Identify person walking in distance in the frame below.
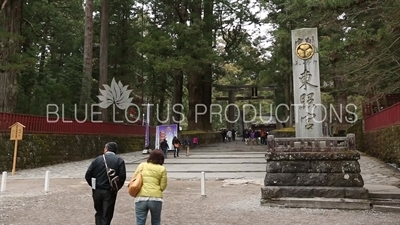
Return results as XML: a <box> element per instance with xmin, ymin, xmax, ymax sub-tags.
<box><xmin>226</xmin><ymin>129</ymin><xmax>232</xmax><ymax>142</ymax></box>
<box><xmin>192</xmin><ymin>136</ymin><xmax>198</xmax><ymax>148</ymax></box>
<box><xmin>172</xmin><ymin>136</ymin><xmax>181</xmax><ymax>157</ymax></box>
<box><xmin>255</xmin><ymin>129</ymin><xmax>261</xmax><ymax>145</ymax></box>
<box><xmin>85</xmin><ymin>142</ymin><xmax>126</xmax><ymax>225</ymax></box>
<box><xmin>231</xmin><ymin>128</ymin><xmax>236</xmax><ymax>141</ymax></box>
<box><xmin>183</xmin><ymin>136</ymin><xmax>191</xmax><ymax>156</ymax></box>
<box><xmin>160</xmin><ymin>139</ymin><xmax>169</xmax><ymax>158</ymax></box>
<box><xmin>132</xmin><ymin>150</ymin><xmax>167</xmax><ymax>225</ymax></box>
<box><xmin>250</xmin><ymin>130</ymin><xmax>256</xmax><ymax>145</ymax></box>
<box><xmin>221</xmin><ymin>129</ymin><xmax>227</xmax><ymax>143</ymax></box>
<box><xmin>260</xmin><ymin>129</ymin><xmax>266</xmax><ymax>145</ymax></box>
<box><xmin>244</xmin><ymin>129</ymin><xmax>250</xmax><ymax>145</ymax></box>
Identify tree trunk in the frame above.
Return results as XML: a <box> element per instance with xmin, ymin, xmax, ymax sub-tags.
<box><xmin>333</xmin><ymin>76</ymin><xmax>348</xmax><ymax>136</ymax></box>
<box><xmin>201</xmin><ymin>67</ymin><xmax>212</xmax><ymax>130</ymax></box>
<box><xmin>333</xmin><ymin>77</ymin><xmax>347</xmax><ymax>121</ymax></box>
<box><xmin>200</xmin><ymin>0</ymin><xmax>214</xmax><ymax>131</ymax></box>
<box><xmin>80</xmin><ymin>0</ymin><xmax>94</xmax><ymax>108</ymax></box>
<box><xmin>0</xmin><ymin>0</ymin><xmax>23</xmax><ymax>113</ymax></box>
<box><xmin>172</xmin><ymin>71</ymin><xmax>183</xmax><ymax>124</ymax></box>
<box><xmin>120</xmin><ymin>5</ymin><xmax>129</xmax><ymax>79</ymax></box>
<box><xmin>157</xmin><ymin>77</ymin><xmax>167</xmax><ymax>125</ymax></box>
<box><xmin>187</xmin><ymin>72</ymin><xmax>204</xmax><ymax>130</ymax></box>
<box><xmin>187</xmin><ymin>0</ymin><xmax>207</xmax><ymax>130</ymax></box>
<box><xmin>99</xmin><ymin>0</ymin><xmax>109</xmax><ymax>121</ymax></box>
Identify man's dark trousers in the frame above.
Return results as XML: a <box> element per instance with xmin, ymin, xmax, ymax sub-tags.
<box><xmin>93</xmin><ymin>189</ymin><xmax>117</xmax><ymax>225</ymax></box>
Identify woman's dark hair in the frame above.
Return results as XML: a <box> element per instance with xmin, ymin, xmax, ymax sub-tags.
<box><xmin>147</xmin><ymin>149</ymin><xmax>165</xmax><ymax>165</ymax></box>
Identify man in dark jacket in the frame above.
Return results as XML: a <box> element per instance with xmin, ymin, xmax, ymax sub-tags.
<box><xmin>160</xmin><ymin>139</ymin><xmax>169</xmax><ymax>158</ymax></box>
<box><xmin>231</xmin><ymin>128</ymin><xmax>236</xmax><ymax>141</ymax></box>
<box><xmin>85</xmin><ymin>142</ymin><xmax>126</xmax><ymax>225</ymax></box>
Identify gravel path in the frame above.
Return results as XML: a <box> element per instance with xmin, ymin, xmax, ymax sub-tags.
<box><xmin>2</xmin><ymin>141</ymin><xmax>400</xmax><ymax>225</ymax></box>
<box><xmin>1</xmin><ymin>178</ymin><xmax>400</xmax><ymax>225</ymax></box>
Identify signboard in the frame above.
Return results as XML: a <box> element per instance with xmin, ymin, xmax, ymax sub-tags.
<box><xmin>9</xmin><ymin>122</ymin><xmax>26</xmax><ymax>175</ymax></box>
<box><xmin>10</xmin><ymin>122</ymin><xmax>25</xmax><ymax>141</ymax></box>
<box><xmin>155</xmin><ymin>124</ymin><xmax>178</xmax><ymax>151</ymax></box>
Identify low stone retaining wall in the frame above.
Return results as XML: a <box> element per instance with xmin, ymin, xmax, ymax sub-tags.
<box><xmin>363</xmin><ymin>126</ymin><xmax>400</xmax><ymax>166</ymax></box>
<box><xmin>348</xmin><ymin>121</ymin><xmax>400</xmax><ymax>166</ymax></box>
<box><xmin>0</xmin><ymin>131</ymin><xmax>220</xmax><ymax>172</ymax></box>
<box><xmin>0</xmin><ymin>134</ymin><xmax>148</xmax><ymax>172</ymax></box>
<box><xmin>179</xmin><ymin>132</ymin><xmax>221</xmax><ymax>145</ymax></box>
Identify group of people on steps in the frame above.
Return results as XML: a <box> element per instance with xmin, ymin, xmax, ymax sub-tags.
<box><xmin>160</xmin><ymin>136</ymin><xmax>198</xmax><ymax>158</ymax></box>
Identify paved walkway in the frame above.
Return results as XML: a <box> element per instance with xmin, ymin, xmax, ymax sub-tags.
<box><xmin>4</xmin><ymin>140</ymin><xmax>400</xmax><ymax>194</ymax></box>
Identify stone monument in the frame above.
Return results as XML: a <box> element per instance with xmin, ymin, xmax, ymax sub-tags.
<box><xmin>291</xmin><ymin>28</ymin><xmax>323</xmax><ymax>138</ymax></box>
<box><xmin>260</xmin><ymin>28</ymin><xmax>371</xmax><ymax>210</ymax></box>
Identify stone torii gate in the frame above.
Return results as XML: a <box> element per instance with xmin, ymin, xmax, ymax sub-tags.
<box><xmin>213</xmin><ymin>84</ymin><xmax>278</xmax><ymax>130</ymax></box>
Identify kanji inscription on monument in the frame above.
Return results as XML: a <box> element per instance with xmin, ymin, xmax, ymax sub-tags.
<box><xmin>292</xmin><ymin>28</ymin><xmax>323</xmax><ymax>138</ymax></box>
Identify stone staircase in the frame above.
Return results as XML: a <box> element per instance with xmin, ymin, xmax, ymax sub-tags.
<box><xmin>197</xmin><ymin>140</ymin><xmax>268</xmax><ymax>152</ymax></box>
<box><xmin>370</xmin><ymin>192</ymin><xmax>400</xmax><ymax>213</ymax></box>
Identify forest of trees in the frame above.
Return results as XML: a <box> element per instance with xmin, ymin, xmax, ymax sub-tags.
<box><xmin>0</xmin><ymin>0</ymin><xmax>399</xmax><ymax>131</ymax></box>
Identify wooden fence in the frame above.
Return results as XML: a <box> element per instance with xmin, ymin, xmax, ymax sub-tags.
<box><xmin>363</xmin><ymin>102</ymin><xmax>400</xmax><ymax>132</ymax></box>
<box><xmin>0</xmin><ymin>112</ymin><xmax>155</xmax><ymax>136</ymax></box>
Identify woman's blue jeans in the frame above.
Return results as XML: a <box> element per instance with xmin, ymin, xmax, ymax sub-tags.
<box><xmin>135</xmin><ymin>200</ymin><xmax>162</xmax><ymax>225</ymax></box>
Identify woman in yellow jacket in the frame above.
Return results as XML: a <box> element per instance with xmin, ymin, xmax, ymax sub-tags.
<box><xmin>133</xmin><ymin>150</ymin><xmax>167</xmax><ymax>225</ymax></box>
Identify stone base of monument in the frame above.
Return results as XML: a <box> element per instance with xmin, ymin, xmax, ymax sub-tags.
<box><xmin>260</xmin><ymin>197</ymin><xmax>371</xmax><ymax>210</ymax></box>
<box><xmin>261</xmin><ymin>134</ymin><xmax>372</xmax><ymax>210</ymax></box>
<box><xmin>261</xmin><ymin>186</ymin><xmax>372</xmax><ymax>210</ymax></box>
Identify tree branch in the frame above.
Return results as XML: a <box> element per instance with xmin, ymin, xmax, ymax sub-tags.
<box><xmin>23</xmin><ymin>18</ymin><xmax>41</xmax><ymax>36</ymax></box>
<box><xmin>0</xmin><ymin>0</ymin><xmax>8</xmax><ymax>15</ymax></box>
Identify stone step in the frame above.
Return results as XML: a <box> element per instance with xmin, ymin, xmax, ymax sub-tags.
<box><xmin>261</xmin><ymin>197</ymin><xmax>372</xmax><ymax>210</ymax></box>
<box><xmin>372</xmin><ymin>205</ymin><xmax>400</xmax><ymax>213</ymax></box>
<box><xmin>369</xmin><ymin>193</ymin><xmax>400</xmax><ymax>199</ymax></box>
<box><xmin>370</xmin><ymin>199</ymin><xmax>400</xmax><ymax>207</ymax></box>
<box><xmin>261</xmin><ymin>186</ymin><xmax>369</xmax><ymax>199</ymax></box>
<box><xmin>201</xmin><ymin>148</ymin><xmax>267</xmax><ymax>152</ymax></box>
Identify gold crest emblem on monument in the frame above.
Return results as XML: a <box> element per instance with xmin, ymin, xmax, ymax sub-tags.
<box><xmin>295</xmin><ymin>42</ymin><xmax>315</xmax><ymax>60</ymax></box>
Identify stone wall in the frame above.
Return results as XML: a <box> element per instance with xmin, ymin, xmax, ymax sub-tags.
<box><xmin>0</xmin><ymin>134</ymin><xmax>147</xmax><ymax>172</ymax></box>
<box><xmin>263</xmin><ymin>151</ymin><xmax>365</xmax><ymax>187</ymax></box>
<box><xmin>347</xmin><ymin>121</ymin><xmax>400</xmax><ymax>166</ymax></box>
<box><xmin>362</xmin><ymin>125</ymin><xmax>400</xmax><ymax>166</ymax></box>
<box><xmin>0</xmin><ymin>131</ymin><xmax>221</xmax><ymax>172</ymax></box>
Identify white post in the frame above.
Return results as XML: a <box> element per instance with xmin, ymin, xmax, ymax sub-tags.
<box><xmin>1</xmin><ymin>171</ymin><xmax>7</xmax><ymax>192</ymax></box>
<box><xmin>44</xmin><ymin>171</ymin><xmax>50</xmax><ymax>192</ymax></box>
<box><xmin>201</xmin><ymin>171</ymin><xmax>206</xmax><ymax>197</ymax></box>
